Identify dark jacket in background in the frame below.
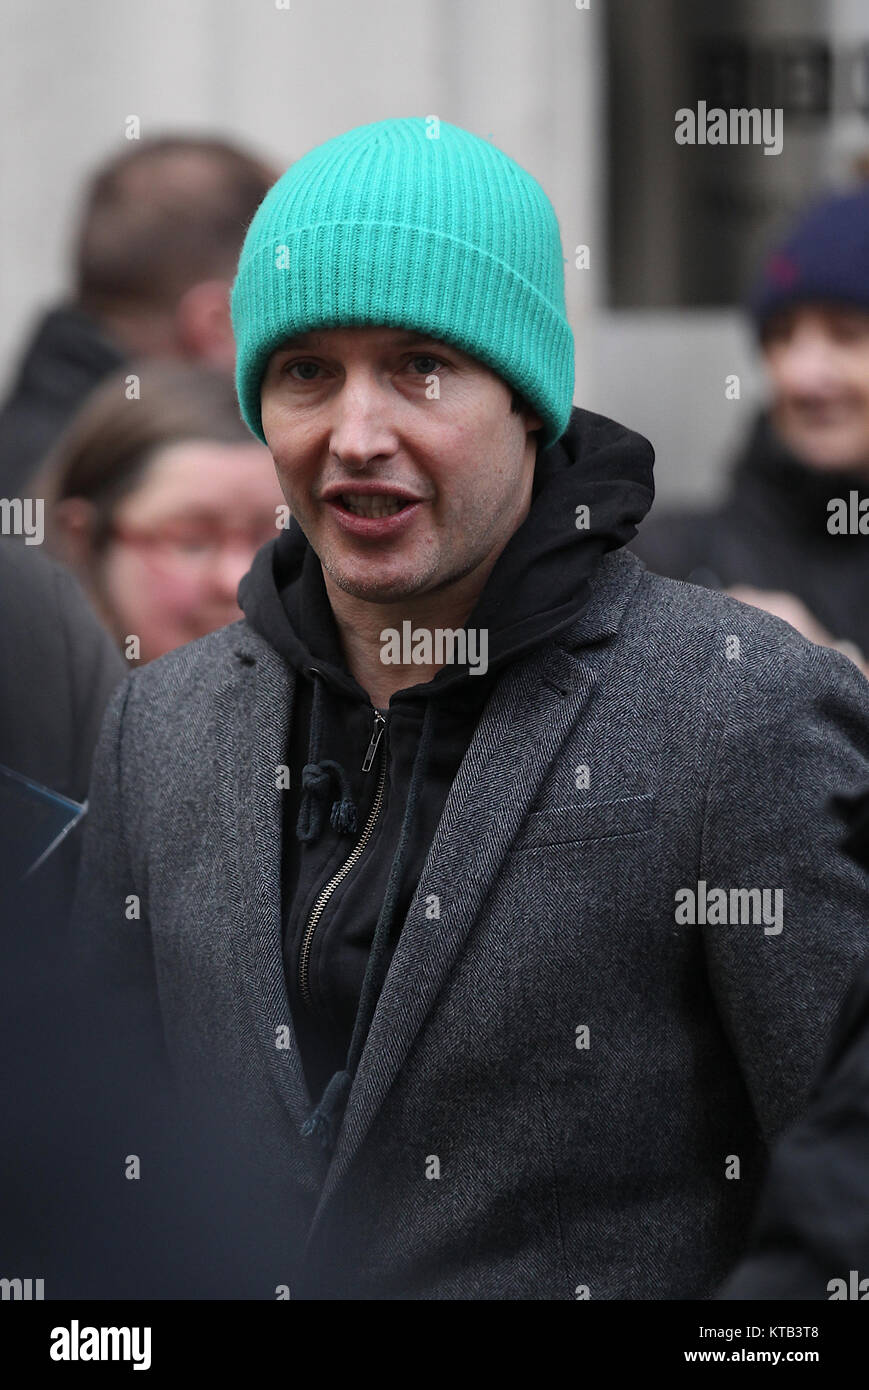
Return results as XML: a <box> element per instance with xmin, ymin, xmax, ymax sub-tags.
<box><xmin>0</xmin><ymin>542</ymin><xmax>128</xmax><ymax>1297</ymax></box>
<box><xmin>717</xmin><ymin>788</ymin><xmax>869</xmax><ymax>1301</ymax></box>
<box><xmin>631</xmin><ymin>412</ymin><xmax>869</xmax><ymax>655</ymax></box>
<box><xmin>0</xmin><ymin>540</ymin><xmax>126</xmax><ymax>907</ymax></box>
<box><xmin>0</xmin><ymin>303</ymin><xmax>125</xmax><ymax>494</ymax></box>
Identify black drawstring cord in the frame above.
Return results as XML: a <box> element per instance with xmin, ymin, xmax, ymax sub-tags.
<box><xmin>296</xmin><ymin>674</ymin><xmax>358</xmax><ymax>843</ymax></box>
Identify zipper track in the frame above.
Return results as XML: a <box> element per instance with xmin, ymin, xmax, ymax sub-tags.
<box><xmin>297</xmin><ymin>730</ymin><xmax>388</xmax><ymax>1010</ymax></box>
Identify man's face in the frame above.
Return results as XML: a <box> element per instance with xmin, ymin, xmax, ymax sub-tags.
<box><xmin>259</xmin><ymin>326</ymin><xmax>542</xmax><ymax>604</ymax></box>
<box><xmin>762</xmin><ymin>303</ymin><xmax>869</xmax><ymax>473</ymax></box>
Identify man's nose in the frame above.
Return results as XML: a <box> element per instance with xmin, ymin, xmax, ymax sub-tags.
<box><xmin>775</xmin><ymin>332</ymin><xmax>841</xmax><ymax>397</ymax></box>
<box><xmin>328</xmin><ymin>374</ymin><xmax>398</xmax><ymax>465</ymax></box>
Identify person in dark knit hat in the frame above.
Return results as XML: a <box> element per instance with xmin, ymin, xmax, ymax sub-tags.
<box><xmin>632</xmin><ymin>185</ymin><xmax>869</xmax><ymax>666</ymax></box>
<box><xmin>71</xmin><ymin>119</ymin><xmax>869</xmax><ymax>1299</ymax></box>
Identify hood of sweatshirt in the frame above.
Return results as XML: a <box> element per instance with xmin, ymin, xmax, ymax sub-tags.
<box><xmin>238</xmin><ymin>405</ymin><xmax>655</xmax><ymax>699</ymax></box>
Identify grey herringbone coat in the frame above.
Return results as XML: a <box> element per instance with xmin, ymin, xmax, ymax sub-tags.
<box><xmin>71</xmin><ymin>549</ymin><xmax>869</xmax><ymax>1299</ymax></box>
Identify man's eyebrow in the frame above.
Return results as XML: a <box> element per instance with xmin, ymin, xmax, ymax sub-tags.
<box><xmin>273</xmin><ymin>329</ymin><xmax>446</xmax><ymax>351</ymax></box>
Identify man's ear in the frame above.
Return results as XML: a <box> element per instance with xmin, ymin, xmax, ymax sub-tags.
<box><xmin>173</xmin><ymin>279</ymin><xmax>236</xmax><ymax>371</ymax></box>
<box><xmin>52</xmin><ymin>496</ymin><xmax>99</xmax><ymax>568</ymax></box>
<box><xmin>517</xmin><ymin>402</ymin><xmax>543</xmax><ymax>436</ymax></box>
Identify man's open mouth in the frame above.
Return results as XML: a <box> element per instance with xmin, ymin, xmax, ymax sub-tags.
<box><xmin>337</xmin><ymin>493</ymin><xmax>413</xmax><ymax>518</ymax></box>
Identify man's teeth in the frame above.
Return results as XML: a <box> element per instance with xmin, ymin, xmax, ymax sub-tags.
<box><xmin>340</xmin><ymin>493</ymin><xmax>407</xmax><ymax>518</ymax></box>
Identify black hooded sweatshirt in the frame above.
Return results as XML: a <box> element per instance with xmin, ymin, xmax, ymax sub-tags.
<box><xmin>237</xmin><ymin>406</ymin><xmax>654</xmax><ymax>1151</ymax></box>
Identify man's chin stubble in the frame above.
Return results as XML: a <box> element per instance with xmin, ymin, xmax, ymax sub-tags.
<box><xmin>321</xmin><ymin>547</ymin><xmax>489</xmax><ymax>607</ymax></box>
<box><xmin>322</xmin><ymin>556</ymin><xmax>439</xmax><ymax>605</ymax></box>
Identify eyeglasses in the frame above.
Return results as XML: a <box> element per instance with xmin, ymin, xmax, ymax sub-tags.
<box><xmin>109</xmin><ymin>520</ymin><xmax>279</xmax><ymax>568</ymax></box>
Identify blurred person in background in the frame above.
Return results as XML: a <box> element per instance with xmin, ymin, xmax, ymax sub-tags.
<box><xmin>38</xmin><ymin>360</ymin><xmax>284</xmax><ymax>663</ymax></box>
<box><xmin>0</xmin><ymin>542</ymin><xmax>124</xmax><ymax>913</ymax></box>
<box><xmin>0</xmin><ymin>135</ymin><xmax>276</xmax><ymax>494</ymax></box>
<box><xmin>632</xmin><ymin>187</ymin><xmax>869</xmax><ymax>672</ymax></box>
<box><xmin>0</xmin><ymin>541</ymin><xmax>270</xmax><ymax>1299</ymax></box>
<box><xmin>0</xmin><ymin>543</ymin><xmax>123</xmax><ymax>1299</ymax></box>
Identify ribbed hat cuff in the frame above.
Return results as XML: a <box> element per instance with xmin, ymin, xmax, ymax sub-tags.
<box><xmin>752</xmin><ymin>281</ymin><xmax>869</xmax><ymax>335</ymax></box>
<box><xmin>232</xmin><ymin>221</ymin><xmax>574</xmax><ymax>448</ymax></box>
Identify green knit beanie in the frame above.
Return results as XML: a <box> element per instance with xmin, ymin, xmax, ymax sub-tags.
<box><xmin>231</xmin><ymin>117</ymin><xmax>575</xmax><ymax>450</ymax></box>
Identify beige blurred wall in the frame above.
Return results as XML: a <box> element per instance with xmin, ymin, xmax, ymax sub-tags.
<box><xmin>0</xmin><ymin>0</ymin><xmax>600</xmax><ymax>425</ymax></box>
<box><xmin>2</xmin><ymin>0</ymin><xmax>864</xmax><ymax>509</ymax></box>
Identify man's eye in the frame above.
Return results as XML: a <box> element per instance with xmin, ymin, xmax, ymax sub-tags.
<box><xmin>408</xmin><ymin>355</ymin><xmax>443</xmax><ymax>375</ymax></box>
<box><xmin>285</xmin><ymin>360</ymin><xmax>321</xmax><ymax>380</ymax></box>
<box><xmin>172</xmin><ymin>533</ymin><xmax>213</xmax><ymax>553</ymax></box>
<box><xmin>831</xmin><ymin>320</ymin><xmax>869</xmax><ymax>345</ymax></box>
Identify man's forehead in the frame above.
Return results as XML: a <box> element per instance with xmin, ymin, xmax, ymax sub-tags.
<box><xmin>273</xmin><ymin>326</ymin><xmax>447</xmax><ymax>351</ymax></box>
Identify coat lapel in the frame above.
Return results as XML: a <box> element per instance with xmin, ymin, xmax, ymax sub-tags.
<box><xmin>215</xmin><ymin>631</ymin><xmax>326</xmax><ymax>1190</ymax></box>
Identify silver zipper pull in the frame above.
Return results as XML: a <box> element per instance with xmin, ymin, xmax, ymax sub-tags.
<box><xmin>361</xmin><ymin>710</ymin><xmax>387</xmax><ymax>772</ymax></box>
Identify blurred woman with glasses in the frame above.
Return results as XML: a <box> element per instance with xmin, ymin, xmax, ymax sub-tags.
<box><xmin>38</xmin><ymin>361</ymin><xmax>283</xmax><ymax>663</ymax></box>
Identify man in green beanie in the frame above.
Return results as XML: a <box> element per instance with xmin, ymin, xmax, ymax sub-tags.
<box><xmin>72</xmin><ymin>118</ymin><xmax>869</xmax><ymax>1300</ymax></box>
